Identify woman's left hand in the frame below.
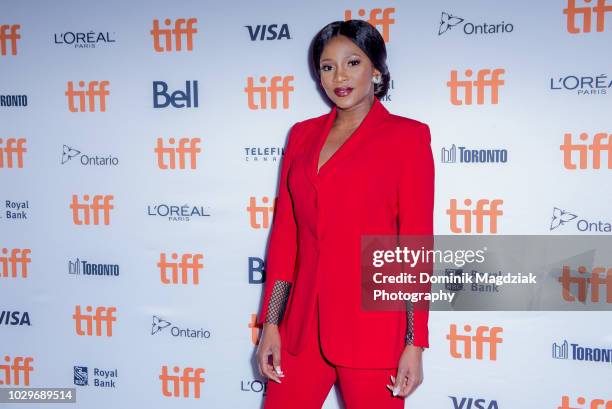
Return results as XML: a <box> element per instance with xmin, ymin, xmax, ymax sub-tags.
<box><xmin>386</xmin><ymin>345</ymin><xmax>424</xmax><ymax>398</ymax></box>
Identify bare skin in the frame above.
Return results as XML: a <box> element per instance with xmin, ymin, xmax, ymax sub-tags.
<box><xmin>257</xmin><ymin>34</ymin><xmax>423</xmax><ymax>399</ymax></box>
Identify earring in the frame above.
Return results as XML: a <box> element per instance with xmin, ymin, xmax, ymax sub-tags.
<box><xmin>372</xmin><ymin>75</ymin><xmax>382</xmax><ymax>84</ymax></box>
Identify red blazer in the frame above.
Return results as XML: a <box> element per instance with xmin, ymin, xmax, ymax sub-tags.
<box><xmin>258</xmin><ymin>96</ymin><xmax>435</xmax><ymax>368</ymax></box>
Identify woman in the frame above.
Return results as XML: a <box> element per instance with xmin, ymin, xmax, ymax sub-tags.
<box><xmin>256</xmin><ymin>19</ymin><xmax>434</xmax><ymax>409</ymax></box>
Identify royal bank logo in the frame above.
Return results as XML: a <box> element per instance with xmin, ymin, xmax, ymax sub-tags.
<box><xmin>550</xmin><ymin>207</ymin><xmax>611</xmax><ymax>232</ymax></box>
<box><xmin>73</xmin><ymin>365</ymin><xmax>118</xmax><ymax>387</ymax></box>
<box><xmin>438</xmin><ymin>11</ymin><xmax>514</xmax><ymax>36</ymax></box>
<box><xmin>62</xmin><ymin>145</ymin><xmax>119</xmax><ymax>166</ymax></box>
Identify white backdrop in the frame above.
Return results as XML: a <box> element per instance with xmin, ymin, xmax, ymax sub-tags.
<box><xmin>1</xmin><ymin>0</ymin><xmax>611</xmax><ymax>408</ymax></box>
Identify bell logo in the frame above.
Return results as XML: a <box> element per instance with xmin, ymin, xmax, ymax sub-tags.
<box><xmin>563</xmin><ymin>0</ymin><xmax>612</xmax><ymax>33</ymax></box>
<box><xmin>447</xmin><ymin>199</ymin><xmax>503</xmax><ymax>233</ymax></box>
<box><xmin>249</xmin><ymin>313</ymin><xmax>262</xmax><ymax>346</ymax></box>
<box><xmin>559</xmin><ymin>395</ymin><xmax>612</xmax><ymax>409</ymax></box>
<box><xmin>72</xmin><ymin>306</ymin><xmax>117</xmax><ymax>337</ymax></box>
<box><xmin>246</xmin><ymin>196</ymin><xmax>275</xmax><ymax>229</ymax></box>
<box><xmin>1</xmin><ymin>247</ymin><xmax>31</xmax><ymax>279</ymax></box>
<box><xmin>70</xmin><ymin>194</ymin><xmax>114</xmax><ymax>225</ymax></box>
<box><xmin>244</xmin><ymin>75</ymin><xmax>294</xmax><ymax>110</ymax></box>
<box><xmin>0</xmin><ymin>356</ymin><xmax>34</xmax><ymax>386</ymax></box>
<box><xmin>0</xmin><ymin>138</ymin><xmax>27</xmax><ymax>168</ymax></box>
<box><xmin>561</xmin><ymin>132</ymin><xmax>612</xmax><ymax>169</ymax></box>
<box><xmin>65</xmin><ymin>81</ymin><xmax>110</xmax><ymax>112</ymax></box>
<box><xmin>158</xmin><ymin>252</ymin><xmax>204</xmax><ymax>285</ymax></box>
<box><xmin>447</xmin><ymin>324</ymin><xmax>503</xmax><ymax>360</ymax></box>
<box><xmin>447</xmin><ymin>69</ymin><xmax>505</xmax><ymax>105</ymax></box>
<box><xmin>559</xmin><ymin>265</ymin><xmax>612</xmax><ymax>303</ymax></box>
<box><xmin>0</xmin><ymin>24</ymin><xmax>20</xmax><ymax>56</ymax></box>
<box><xmin>153</xmin><ymin>81</ymin><xmax>198</xmax><ymax>109</ymax></box>
<box><xmin>155</xmin><ymin>137</ymin><xmax>202</xmax><ymax>169</ymax></box>
<box><xmin>344</xmin><ymin>8</ymin><xmax>395</xmax><ymax>43</ymax></box>
<box><xmin>150</xmin><ymin>18</ymin><xmax>197</xmax><ymax>52</ymax></box>
<box><xmin>159</xmin><ymin>365</ymin><xmax>205</xmax><ymax>398</ymax></box>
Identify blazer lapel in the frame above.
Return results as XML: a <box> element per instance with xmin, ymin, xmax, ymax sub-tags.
<box><xmin>305</xmin><ymin>97</ymin><xmax>390</xmax><ymax>187</ymax></box>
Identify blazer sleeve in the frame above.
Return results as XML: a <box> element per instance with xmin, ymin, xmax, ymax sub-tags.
<box><xmin>398</xmin><ymin>122</ymin><xmax>435</xmax><ymax>348</ymax></box>
<box><xmin>257</xmin><ymin>122</ymin><xmax>301</xmax><ymax>326</ymax></box>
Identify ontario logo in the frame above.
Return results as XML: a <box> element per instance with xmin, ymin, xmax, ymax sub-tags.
<box><xmin>550</xmin><ymin>207</ymin><xmax>611</xmax><ymax>232</ymax></box>
<box><xmin>151</xmin><ymin>315</ymin><xmax>211</xmax><ymax>341</ymax></box>
<box><xmin>438</xmin><ymin>11</ymin><xmax>514</xmax><ymax>36</ymax></box>
<box><xmin>62</xmin><ymin>145</ymin><xmax>119</xmax><ymax>166</ymax></box>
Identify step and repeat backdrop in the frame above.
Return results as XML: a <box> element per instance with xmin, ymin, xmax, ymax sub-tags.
<box><xmin>1</xmin><ymin>0</ymin><xmax>611</xmax><ymax>408</ymax></box>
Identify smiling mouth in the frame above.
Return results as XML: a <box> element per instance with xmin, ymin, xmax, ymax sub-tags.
<box><xmin>334</xmin><ymin>87</ymin><xmax>353</xmax><ymax>97</ymax></box>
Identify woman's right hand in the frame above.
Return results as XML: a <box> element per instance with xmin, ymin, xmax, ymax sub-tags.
<box><xmin>257</xmin><ymin>323</ymin><xmax>284</xmax><ymax>383</ymax></box>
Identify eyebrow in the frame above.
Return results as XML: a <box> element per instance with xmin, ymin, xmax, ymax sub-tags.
<box><xmin>320</xmin><ymin>53</ymin><xmax>361</xmax><ymax>63</ymax></box>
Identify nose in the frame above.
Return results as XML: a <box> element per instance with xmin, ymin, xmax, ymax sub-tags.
<box><xmin>334</xmin><ymin>65</ymin><xmax>348</xmax><ymax>83</ymax></box>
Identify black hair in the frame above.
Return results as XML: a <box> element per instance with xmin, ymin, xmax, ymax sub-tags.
<box><xmin>311</xmin><ymin>19</ymin><xmax>390</xmax><ymax>99</ymax></box>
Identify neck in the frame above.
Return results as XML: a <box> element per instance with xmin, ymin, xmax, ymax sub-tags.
<box><xmin>333</xmin><ymin>94</ymin><xmax>375</xmax><ymax>129</ymax></box>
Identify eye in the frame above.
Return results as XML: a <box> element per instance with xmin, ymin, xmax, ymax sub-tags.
<box><xmin>320</xmin><ymin>64</ymin><xmax>333</xmax><ymax>72</ymax></box>
<box><xmin>348</xmin><ymin>59</ymin><xmax>360</xmax><ymax>66</ymax></box>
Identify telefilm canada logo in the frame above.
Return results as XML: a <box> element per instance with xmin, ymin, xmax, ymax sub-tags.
<box><xmin>244</xmin><ymin>145</ymin><xmax>283</xmax><ymax>163</ymax></box>
<box><xmin>438</xmin><ymin>11</ymin><xmax>514</xmax><ymax>36</ymax></box>
<box><xmin>62</xmin><ymin>145</ymin><xmax>119</xmax><ymax>166</ymax></box>
<box><xmin>441</xmin><ymin>144</ymin><xmax>508</xmax><ymax>164</ymax></box>
<box><xmin>151</xmin><ymin>315</ymin><xmax>211</xmax><ymax>341</ymax></box>
<box><xmin>550</xmin><ymin>207</ymin><xmax>611</xmax><ymax>232</ymax></box>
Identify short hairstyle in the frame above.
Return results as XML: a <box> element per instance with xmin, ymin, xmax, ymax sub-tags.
<box><xmin>311</xmin><ymin>19</ymin><xmax>390</xmax><ymax>99</ymax></box>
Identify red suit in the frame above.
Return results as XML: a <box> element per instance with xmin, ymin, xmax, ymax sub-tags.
<box><xmin>259</xmin><ymin>96</ymin><xmax>435</xmax><ymax>371</ymax></box>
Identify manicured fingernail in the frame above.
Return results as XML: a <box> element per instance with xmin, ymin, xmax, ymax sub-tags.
<box><xmin>393</xmin><ymin>386</ymin><xmax>400</xmax><ymax>396</ymax></box>
<box><xmin>275</xmin><ymin>366</ymin><xmax>283</xmax><ymax>375</ymax></box>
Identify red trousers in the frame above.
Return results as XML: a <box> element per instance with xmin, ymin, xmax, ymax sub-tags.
<box><xmin>263</xmin><ymin>296</ymin><xmax>404</xmax><ymax>409</ymax></box>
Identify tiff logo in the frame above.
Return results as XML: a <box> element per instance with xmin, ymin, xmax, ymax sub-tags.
<box><xmin>159</xmin><ymin>365</ymin><xmax>205</xmax><ymax>398</ymax></box>
<box><xmin>447</xmin><ymin>68</ymin><xmax>505</xmax><ymax>105</ymax></box>
<box><xmin>246</xmin><ymin>196</ymin><xmax>275</xmax><ymax>229</ymax></box>
<box><xmin>158</xmin><ymin>252</ymin><xmax>204</xmax><ymax>285</ymax></box>
<box><xmin>72</xmin><ymin>305</ymin><xmax>117</xmax><ymax>337</ymax></box>
<box><xmin>559</xmin><ymin>265</ymin><xmax>612</xmax><ymax>303</ymax></box>
<box><xmin>344</xmin><ymin>8</ymin><xmax>395</xmax><ymax>43</ymax></box>
<box><xmin>561</xmin><ymin>132</ymin><xmax>612</xmax><ymax>169</ymax></box>
<box><xmin>0</xmin><ymin>138</ymin><xmax>27</xmax><ymax>168</ymax></box>
<box><xmin>155</xmin><ymin>137</ymin><xmax>202</xmax><ymax>169</ymax></box>
<box><xmin>244</xmin><ymin>75</ymin><xmax>294</xmax><ymax>109</ymax></box>
<box><xmin>65</xmin><ymin>81</ymin><xmax>110</xmax><ymax>112</ymax></box>
<box><xmin>1</xmin><ymin>247</ymin><xmax>31</xmax><ymax>279</ymax></box>
<box><xmin>447</xmin><ymin>324</ymin><xmax>503</xmax><ymax>360</ymax></box>
<box><xmin>0</xmin><ymin>356</ymin><xmax>33</xmax><ymax>385</ymax></box>
<box><xmin>564</xmin><ymin>0</ymin><xmax>612</xmax><ymax>33</ymax></box>
<box><xmin>559</xmin><ymin>395</ymin><xmax>612</xmax><ymax>409</ymax></box>
<box><xmin>151</xmin><ymin>18</ymin><xmax>197</xmax><ymax>52</ymax></box>
<box><xmin>249</xmin><ymin>313</ymin><xmax>262</xmax><ymax>346</ymax></box>
<box><xmin>447</xmin><ymin>199</ymin><xmax>503</xmax><ymax>233</ymax></box>
<box><xmin>0</xmin><ymin>24</ymin><xmax>20</xmax><ymax>56</ymax></box>
<box><xmin>70</xmin><ymin>194</ymin><xmax>114</xmax><ymax>225</ymax></box>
